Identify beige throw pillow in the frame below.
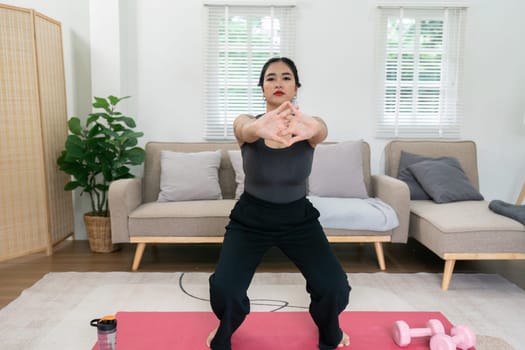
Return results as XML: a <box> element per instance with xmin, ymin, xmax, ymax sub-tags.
<box><xmin>308</xmin><ymin>140</ymin><xmax>368</xmax><ymax>198</ymax></box>
<box><xmin>157</xmin><ymin>150</ymin><xmax>222</xmax><ymax>202</ymax></box>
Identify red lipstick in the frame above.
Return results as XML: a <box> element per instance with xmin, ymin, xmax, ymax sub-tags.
<box><xmin>274</xmin><ymin>91</ymin><xmax>284</xmax><ymax>96</ymax></box>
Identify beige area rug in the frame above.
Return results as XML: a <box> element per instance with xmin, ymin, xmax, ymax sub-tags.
<box><xmin>0</xmin><ymin>272</ymin><xmax>521</xmax><ymax>350</ymax></box>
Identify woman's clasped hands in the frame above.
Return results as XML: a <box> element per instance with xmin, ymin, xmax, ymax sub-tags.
<box><xmin>255</xmin><ymin>101</ymin><xmax>321</xmax><ymax>147</ymax></box>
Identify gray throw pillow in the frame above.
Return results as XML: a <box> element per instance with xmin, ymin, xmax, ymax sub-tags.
<box><xmin>398</xmin><ymin>151</ymin><xmax>461</xmax><ymax>200</ymax></box>
<box><xmin>227</xmin><ymin>150</ymin><xmax>244</xmax><ymax>199</ymax></box>
<box><xmin>308</xmin><ymin>140</ymin><xmax>368</xmax><ymax>198</ymax></box>
<box><xmin>157</xmin><ymin>150</ymin><xmax>222</xmax><ymax>202</ymax></box>
<box><xmin>408</xmin><ymin>159</ymin><xmax>484</xmax><ymax>203</ymax></box>
<box><xmin>398</xmin><ymin>151</ymin><xmax>433</xmax><ymax>200</ymax></box>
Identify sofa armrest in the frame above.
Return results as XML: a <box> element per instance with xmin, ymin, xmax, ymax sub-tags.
<box><xmin>371</xmin><ymin>175</ymin><xmax>410</xmax><ymax>243</ymax></box>
<box><xmin>109</xmin><ymin>178</ymin><xmax>143</xmax><ymax>243</ymax></box>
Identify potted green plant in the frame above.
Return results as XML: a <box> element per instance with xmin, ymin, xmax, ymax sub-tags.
<box><xmin>57</xmin><ymin>95</ymin><xmax>145</xmax><ymax>252</ymax></box>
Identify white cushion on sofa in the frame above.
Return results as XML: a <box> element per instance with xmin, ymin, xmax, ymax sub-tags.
<box><xmin>410</xmin><ymin>200</ymin><xmax>524</xmax><ymax>233</ymax></box>
<box><xmin>308</xmin><ymin>196</ymin><xmax>399</xmax><ymax>231</ymax></box>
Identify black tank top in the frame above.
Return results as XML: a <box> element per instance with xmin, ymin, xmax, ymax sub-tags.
<box><xmin>241</xmin><ymin>138</ymin><xmax>314</xmax><ymax>203</ymax></box>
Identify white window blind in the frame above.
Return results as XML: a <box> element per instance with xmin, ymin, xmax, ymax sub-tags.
<box><xmin>375</xmin><ymin>7</ymin><xmax>466</xmax><ymax>139</ymax></box>
<box><xmin>204</xmin><ymin>5</ymin><xmax>296</xmax><ymax>140</ymax></box>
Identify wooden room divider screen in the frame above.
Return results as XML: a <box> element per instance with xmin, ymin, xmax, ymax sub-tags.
<box><xmin>0</xmin><ymin>4</ymin><xmax>74</xmax><ymax>261</ymax></box>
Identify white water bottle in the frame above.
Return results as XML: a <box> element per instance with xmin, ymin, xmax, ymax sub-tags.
<box><xmin>91</xmin><ymin>315</ymin><xmax>117</xmax><ymax>350</ymax></box>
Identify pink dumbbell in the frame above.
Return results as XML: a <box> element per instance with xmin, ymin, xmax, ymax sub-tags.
<box><xmin>392</xmin><ymin>319</ymin><xmax>445</xmax><ymax>347</ymax></box>
<box><xmin>429</xmin><ymin>325</ymin><xmax>476</xmax><ymax>350</ymax></box>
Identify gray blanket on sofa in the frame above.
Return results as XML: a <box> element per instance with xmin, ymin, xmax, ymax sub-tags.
<box><xmin>307</xmin><ymin>196</ymin><xmax>399</xmax><ymax>231</ymax></box>
<box><xmin>489</xmin><ymin>200</ymin><xmax>525</xmax><ymax>226</ymax></box>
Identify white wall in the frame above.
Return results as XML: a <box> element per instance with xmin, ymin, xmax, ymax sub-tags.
<box><xmin>460</xmin><ymin>0</ymin><xmax>525</xmax><ymax>200</ymax></box>
<box><xmin>115</xmin><ymin>0</ymin><xmax>525</xmax><ymax>200</ymax></box>
<box><xmin>4</xmin><ymin>0</ymin><xmax>525</xmax><ymax>239</ymax></box>
<box><xmin>89</xmin><ymin>0</ymin><xmax>121</xmax><ymax>97</ymax></box>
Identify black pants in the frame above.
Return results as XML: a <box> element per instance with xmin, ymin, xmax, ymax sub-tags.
<box><xmin>209</xmin><ymin>192</ymin><xmax>351</xmax><ymax>350</ymax></box>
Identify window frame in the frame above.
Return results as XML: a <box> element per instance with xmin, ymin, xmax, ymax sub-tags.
<box><xmin>204</xmin><ymin>4</ymin><xmax>296</xmax><ymax>140</ymax></box>
<box><xmin>375</xmin><ymin>6</ymin><xmax>467</xmax><ymax>139</ymax></box>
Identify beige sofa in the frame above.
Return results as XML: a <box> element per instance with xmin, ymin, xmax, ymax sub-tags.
<box><xmin>384</xmin><ymin>140</ymin><xmax>525</xmax><ymax>290</ymax></box>
<box><xmin>109</xmin><ymin>141</ymin><xmax>410</xmax><ymax>271</ymax></box>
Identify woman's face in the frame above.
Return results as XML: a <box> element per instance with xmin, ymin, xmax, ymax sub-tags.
<box><xmin>262</xmin><ymin>61</ymin><xmax>298</xmax><ymax>111</ymax></box>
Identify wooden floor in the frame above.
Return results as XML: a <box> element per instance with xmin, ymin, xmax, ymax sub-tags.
<box><xmin>1</xmin><ymin>238</ymin><xmax>524</xmax><ymax>309</ymax></box>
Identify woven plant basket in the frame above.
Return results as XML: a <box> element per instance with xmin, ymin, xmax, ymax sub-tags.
<box><xmin>83</xmin><ymin>213</ymin><xmax>119</xmax><ymax>253</ymax></box>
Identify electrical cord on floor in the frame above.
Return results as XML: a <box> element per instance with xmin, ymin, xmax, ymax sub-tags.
<box><xmin>178</xmin><ymin>272</ymin><xmax>308</xmax><ymax>312</ymax></box>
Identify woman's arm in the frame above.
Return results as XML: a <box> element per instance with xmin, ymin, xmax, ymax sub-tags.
<box><xmin>307</xmin><ymin>116</ymin><xmax>328</xmax><ymax>147</ymax></box>
<box><xmin>233</xmin><ymin>114</ymin><xmax>258</xmax><ymax>146</ymax></box>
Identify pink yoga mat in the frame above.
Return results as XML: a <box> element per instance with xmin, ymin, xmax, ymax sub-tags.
<box><xmin>92</xmin><ymin>311</ymin><xmax>475</xmax><ymax>349</ymax></box>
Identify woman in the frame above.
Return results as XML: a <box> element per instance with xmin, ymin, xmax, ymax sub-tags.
<box><xmin>207</xmin><ymin>57</ymin><xmax>351</xmax><ymax>350</ymax></box>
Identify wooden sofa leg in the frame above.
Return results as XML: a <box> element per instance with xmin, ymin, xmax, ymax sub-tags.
<box><xmin>442</xmin><ymin>259</ymin><xmax>456</xmax><ymax>291</ymax></box>
<box><xmin>374</xmin><ymin>242</ymin><xmax>386</xmax><ymax>270</ymax></box>
<box><xmin>132</xmin><ymin>243</ymin><xmax>146</xmax><ymax>271</ymax></box>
